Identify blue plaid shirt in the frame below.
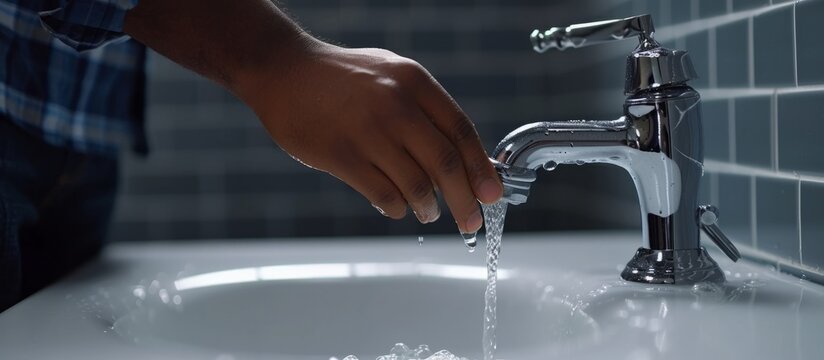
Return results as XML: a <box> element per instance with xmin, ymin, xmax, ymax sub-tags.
<box><xmin>0</xmin><ymin>0</ymin><xmax>147</xmax><ymax>156</ymax></box>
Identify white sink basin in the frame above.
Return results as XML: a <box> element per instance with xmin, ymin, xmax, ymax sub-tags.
<box><xmin>113</xmin><ymin>264</ymin><xmax>594</xmax><ymax>359</ymax></box>
<box><xmin>0</xmin><ymin>232</ymin><xmax>822</xmax><ymax>360</ymax></box>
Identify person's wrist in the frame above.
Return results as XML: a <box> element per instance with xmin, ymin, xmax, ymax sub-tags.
<box><xmin>232</xmin><ymin>32</ymin><xmax>327</xmax><ymax>117</ymax></box>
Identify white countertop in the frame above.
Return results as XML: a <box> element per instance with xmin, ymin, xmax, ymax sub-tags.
<box><xmin>1</xmin><ymin>231</ymin><xmax>822</xmax><ymax>360</ymax></box>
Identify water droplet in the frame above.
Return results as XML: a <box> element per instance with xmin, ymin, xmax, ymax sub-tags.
<box><xmin>158</xmin><ymin>289</ymin><xmax>170</xmax><ymax>304</ymax></box>
<box><xmin>390</xmin><ymin>343</ymin><xmax>410</xmax><ymax>356</ymax></box>
<box><xmin>575</xmin><ymin>160</ymin><xmax>586</xmax><ymax>165</ymax></box>
<box><xmin>543</xmin><ymin>160</ymin><xmax>558</xmax><ymax>171</ymax></box>
<box><xmin>414</xmin><ymin>344</ymin><xmax>432</xmax><ymax>358</ymax></box>
<box><xmin>692</xmin><ymin>282</ymin><xmax>723</xmax><ymax>295</ymax></box>
<box><xmin>569</xmin><ymin>142</ymin><xmax>575</xmax><ymax>147</ymax></box>
<box><xmin>417</xmin><ymin>236</ymin><xmax>424</xmax><ymax>246</ymax></box>
<box><xmin>743</xmin><ymin>279</ymin><xmax>766</xmax><ymax>288</ymax></box>
<box><xmin>462</xmin><ymin>232</ymin><xmax>477</xmax><ymax>252</ymax></box>
<box><xmin>132</xmin><ymin>286</ymin><xmax>146</xmax><ymax>300</ymax></box>
<box><xmin>372</xmin><ymin>203</ymin><xmax>388</xmax><ymax>217</ymax></box>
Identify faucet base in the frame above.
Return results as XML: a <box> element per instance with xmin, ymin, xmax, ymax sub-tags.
<box><xmin>621</xmin><ymin>247</ymin><xmax>726</xmax><ymax>285</ymax></box>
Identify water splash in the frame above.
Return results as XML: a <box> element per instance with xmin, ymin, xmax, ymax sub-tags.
<box><xmin>481</xmin><ymin>201</ymin><xmax>508</xmax><ymax>360</ymax></box>
<box><xmin>341</xmin><ymin>343</ymin><xmax>468</xmax><ymax>360</ymax></box>
<box><xmin>418</xmin><ymin>236</ymin><xmax>424</xmax><ymax>246</ymax></box>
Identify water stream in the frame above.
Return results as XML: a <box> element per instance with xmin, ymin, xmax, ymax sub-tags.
<box><xmin>481</xmin><ymin>201</ymin><xmax>508</xmax><ymax>360</ymax></box>
<box><xmin>344</xmin><ymin>202</ymin><xmax>508</xmax><ymax>360</ymax></box>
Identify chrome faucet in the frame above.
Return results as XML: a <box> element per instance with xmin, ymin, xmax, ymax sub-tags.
<box><xmin>492</xmin><ymin>14</ymin><xmax>740</xmax><ymax>285</ymax></box>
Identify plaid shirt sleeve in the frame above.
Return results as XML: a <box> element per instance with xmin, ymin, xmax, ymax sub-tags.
<box><xmin>38</xmin><ymin>0</ymin><xmax>139</xmax><ymax>51</ymax></box>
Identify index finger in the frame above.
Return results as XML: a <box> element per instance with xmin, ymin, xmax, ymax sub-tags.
<box><xmin>413</xmin><ymin>72</ymin><xmax>503</xmax><ymax>204</ymax></box>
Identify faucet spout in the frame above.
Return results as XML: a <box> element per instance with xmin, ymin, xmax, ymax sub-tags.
<box><xmin>492</xmin><ymin>118</ymin><xmax>632</xmax><ymax>206</ymax></box>
<box><xmin>491</xmin><ymin>116</ymin><xmax>683</xmax><ymax>249</ymax></box>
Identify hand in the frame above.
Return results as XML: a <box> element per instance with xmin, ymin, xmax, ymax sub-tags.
<box><xmin>247</xmin><ymin>42</ymin><xmax>503</xmax><ymax>233</ymax></box>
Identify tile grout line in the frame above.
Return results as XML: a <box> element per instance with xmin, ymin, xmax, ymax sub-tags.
<box><xmin>708</xmin><ymin>28</ymin><xmax>718</xmax><ymax>88</ymax></box>
<box><xmin>700</xmin><ymin>84</ymin><xmax>824</xmax><ymax>101</ymax></box>
<box><xmin>748</xmin><ymin>17</ymin><xmax>755</xmax><ymax>88</ymax></box>
<box><xmin>655</xmin><ymin>1</ymin><xmax>795</xmax><ymax>43</ymax></box>
<box><xmin>751</xmin><ymin>176</ymin><xmax>758</xmax><ymax>249</ymax></box>
<box><xmin>704</xmin><ymin>159</ymin><xmax>824</xmax><ymax>185</ymax></box>
<box><xmin>735</xmin><ymin>242</ymin><xmax>824</xmax><ymax>284</ymax></box>
<box><xmin>729</xmin><ymin>99</ymin><xmax>736</xmax><ymax>162</ymax></box>
<box><xmin>798</xmin><ymin>178</ymin><xmax>803</xmax><ymax>265</ymax></box>
<box><xmin>661</xmin><ymin>0</ymin><xmax>672</xmax><ymax>27</ymax></box>
<box><xmin>771</xmin><ymin>89</ymin><xmax>779</xmax><ymax>170</ymax></box>
<box><xmin>691</xmin><ymin>0</ymin><xmax>699</xmax><ymax>21</ymax></box>
<box><xmin>792</xmin><ymin>1</ymin><xmax>799</xmax><ymax>87</ymax></box>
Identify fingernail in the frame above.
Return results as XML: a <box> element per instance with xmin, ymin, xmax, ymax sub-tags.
<box><xmin>413</xmin><ymin>203</ymin><xmax>441</xmax><ymax>223</ymax></box>
<box><xmin>478</xmin><ymin>178</ymin><xmax>503</xmax><ymax>204</ymax></box>
<box><xmin>465</xmin><ymin>209</ymin><xmax>483</xmax><ymax>232</ymax></box>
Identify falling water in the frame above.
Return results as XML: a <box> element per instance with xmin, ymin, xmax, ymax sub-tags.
<box><xmin>462</xmin><ymin>232</ymin><xmax>478</xmax><ymax>252</ymax></box>
<box><xmin>481</xmin><ymin>201</ymin><xmax>508</xmax><ymax>360</ymax></box>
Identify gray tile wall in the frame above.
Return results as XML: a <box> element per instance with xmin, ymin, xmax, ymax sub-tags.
<box><xmin>111</xmin><ymin>0</ymin><xmax>824</xmax><ymax>281</ymax></box>
<box><xmin>618</xmin><ymin>0</ymin><xmax>824</xmax><ymax>278</ymax></box>
<box><xmin>111</xmin><ymin>0</ymin><xmax>642</xmax><ymax>242</ymax></box>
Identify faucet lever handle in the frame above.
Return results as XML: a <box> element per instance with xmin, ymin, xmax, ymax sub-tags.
<box><xmin>698</xmin><ymin>205</ymin><xmax>741</xmax><ymax>262</ymax></box>
<box><xmin>530</xmin><ymin>14</ymin><xmax>655</xmax><ymax>53</ymax></box>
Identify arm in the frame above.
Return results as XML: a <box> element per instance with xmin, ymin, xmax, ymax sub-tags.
<box><xmin>123</xmin><ymin>0</ymin><xmax>503</xmax><ymax>233</ymax></box>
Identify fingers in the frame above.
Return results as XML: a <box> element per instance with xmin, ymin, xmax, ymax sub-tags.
<box><xmin>401</xmin><ymin>113</ymin><xmax>485</xmax><ymax>233</ymax></box>
<box><xmin>371</xmin><ymin>146</ymin><xmax>441</xmax><ymax>224</ymax></box>
<box><xmin>334</xmin><ymin>163</ymin><xmax>407</xmax><ymax>220</ymax></box>
<box><xmin>413</xmin><ymin>74</ymin><xmax>503</xmax><ymax>204</ymax></box>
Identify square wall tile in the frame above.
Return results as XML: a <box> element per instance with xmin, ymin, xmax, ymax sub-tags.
<box><xmin>702</xmin><ymin>100</ymin><xmax>730</xmax><ymax>161</ymax></box>
<box><xmin>648</xmin><ymin>0</ymin><xmax>665</xmax><ymax>26</ymax></box>
<box><xmin>756</xmin><ymin>177</ymin><xmax>800</xmax><ymax>262</ymax></box>
<box><xmin>670</xmin><ymin>0</ymin><xmax>693</xmax><ymax>24</ymax></box>
<box><xmin>796</xmin><ymin>0</ymin><xmax>824</xmax><ymax>85</ymax></box>
<box><xmin>716</xmin><ymin>20</ymin><xmax>749</xmax><ymax>87</ymax></box>
<box><xmin>686</xmin><ymin>31</ymin><xmax>710</xmax><ymax>88</ymax></box>
<box><xmin>699</xmin><ymin>0</ymin><xmax>727</xmax><ymax>17</ymax></box>
<box><xmin>735</xmin><ymin>96</ymin><xmax>771</xmax><ymax>167</ymax></box>
<box><xmin>801</xmin><ymin>182</ymin><xmax>824</xmax><ymax>270</ymax></box>
<box><xmin>778</xmin><ymin>91</ymin><xmax>824</xmax><ymax>175</ymax></box>
<box><xmin>732</xmin><ymin>0</ymin><xmax>770</xmax><ymax>12</ymax></box>
<box><xmin>719</xmin><ymin>174</ymin><xmax>753</xmax><ymax>247</ymax></box>
<box><xmin>411</xmin><ymin>30</ymin><xmax>455</xmax><ymax>51</ymax></box>
<box><xmin>753</xmin><ymin>7</ymin><xmax>795</xmax><ymax>87</ymax></box>
<box><xmin>632</xmin><ymin>0</ymin><xmax>661</xmax><ymax>23</ymax></box>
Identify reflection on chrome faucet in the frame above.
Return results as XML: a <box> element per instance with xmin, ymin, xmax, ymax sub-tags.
<box><xmin>491</xmin><ymin>14</ymin><xmax>740</xmax><ymax>285</ymax></box>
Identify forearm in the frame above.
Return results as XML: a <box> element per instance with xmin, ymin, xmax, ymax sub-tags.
<box><xmin>123</xmin><ymin>0</ymin><xmax>315</xmax><ymax>103</ymax></box>
<box><xmin>123</xmin><ymin>1</ymin><xmax>503</xmax><ymax>233</ymax></box>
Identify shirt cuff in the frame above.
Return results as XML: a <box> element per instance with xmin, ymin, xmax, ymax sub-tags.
<box><xmin>39</xmin><ymin>0</ymin><xmax>139</xmax><ymax>51</ymax></box>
